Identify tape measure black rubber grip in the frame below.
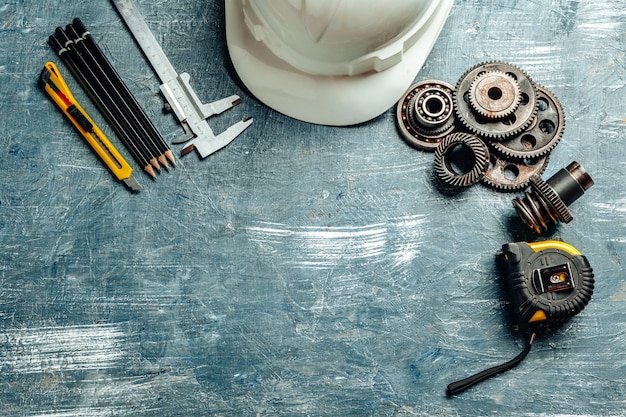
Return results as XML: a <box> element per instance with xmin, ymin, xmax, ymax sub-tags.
<box><xmin>500</xmin><ymin>240</ymin><xmax>594</xmax><ymax>334</ymax></box>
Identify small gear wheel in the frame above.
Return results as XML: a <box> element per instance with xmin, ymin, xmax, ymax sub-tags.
<box><xmin>512</xmin><ymin>174</ymin><xmax>573</xmax><ymax>234</ymax></box>
<box><xmin>434</xmin><ymin>132</ymin><xmax>490</xmax><ymax>191</ymax></box>
<box><xmin>454</xmin><ymin>62</ymin><xmax>538</xmax><ymax>141</ymax></box>
<box><xmin>489</xmin><ymin>85</ymin><xmax>565</xmax><ymax>161</ymax></box>
<box><xmin>468</xmin><ymin>70</ymin><xmax>521</xmax><ymax>119</ymax></box>
<box><xmin>482</xmin><ymin>153</ymin><xmax>550</xmax><ymax>192</ymax></box>
<box><xmin>396</xmin><ymin>80</ymin><xmax>456</xmax><ymax>151</ymax></box>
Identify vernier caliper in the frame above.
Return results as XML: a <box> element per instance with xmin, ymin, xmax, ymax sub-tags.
<box><xmin>111</xmin><ymin>0</ymin><xmax>252</xmax><ymax>158</ymax></box>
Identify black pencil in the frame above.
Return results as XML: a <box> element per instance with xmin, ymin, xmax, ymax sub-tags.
<box><xmin>64</xmin><ymin>23</ymin><xmax>170</xmax><ymax>170</ymax></box>
<box><xmin>72</xmin><ymin>18</ymin><xmax>175</xmax><ymax>167</ymax></box>
<box><xmin>49</xmin><ymin>29</ymin><xmax>158</xmax><ymax>178</ymax></box>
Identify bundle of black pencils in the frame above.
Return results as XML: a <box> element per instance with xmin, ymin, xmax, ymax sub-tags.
<box><xmin>49</xmin><ymin>18</ymin><xmax>175</xmax><ymax>179</ymax></box>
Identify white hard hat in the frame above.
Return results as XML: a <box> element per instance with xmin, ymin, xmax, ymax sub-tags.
<box><xmin>225</xmin><ymin>0</ymin><xmax>453</xmax><ymax>126</ymax></box>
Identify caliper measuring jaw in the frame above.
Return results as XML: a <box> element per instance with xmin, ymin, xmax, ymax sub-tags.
<box><xmin>161</xmin><ymin>72</ymin><xmax>253</xmax><ymax>158</ymax></box>
<box><xmin>112</xmin><ymin>0</ymin><xmax>252</xmax><ymax>159</ymax></box>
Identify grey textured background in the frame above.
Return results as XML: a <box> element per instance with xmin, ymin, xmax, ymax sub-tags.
<box><xmin>1</xmin><ymin>0</ymin><xmax>625</xmax><ymax>416</ymax></box>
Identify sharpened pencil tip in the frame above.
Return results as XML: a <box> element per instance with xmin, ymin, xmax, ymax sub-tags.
<box><xmin>165</xmin><ymin>149</ymin><xmax>176</xmax><ymax>166</ymax></box>
<box><xmin>144</xmin><ymin>164</ymin><xmax>157</xmax><ymax>179</ymax></box>
<box><xmin>158</xmin><ymin>154</ymin><xmax>170</xmax><ymax>170</ymax></box>
<box><xmin>149</xmin><ymin>157</ymin><xmax>161</xmax><ymax>171</ymax></box>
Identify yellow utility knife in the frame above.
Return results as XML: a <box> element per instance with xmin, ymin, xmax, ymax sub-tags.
<box><xmin>39</xmin><ymin>61</ymin><xmax>141</xmax><ymax>192</ymax></box>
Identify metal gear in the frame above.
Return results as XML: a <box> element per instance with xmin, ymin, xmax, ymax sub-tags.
<box><xmin>394</xmin><ymin>61</ymin><xmax>572</xmax><ymax>196</ymax></box>
<box><xmin>434</xmin><ymin>132</ymin><xmax>490</xmax><ymax>190</ymax></box>
<box><xmin>482</xmin><ymin>153</ymin><xmax>550</xmax><ymax>192</ymax></box>
<box><xmin>396</xmin><ymin>80</ymin><xmax>456</xmax><ymax>151</ymax></box>
<box><xmin>454</xmin><ymin>62</ymin><xmax>538</xmax><ymax>141</ymax></box>
<box><xmin>489</xmin><ymin>85</ymin><xmax>565</xmax><ymax>161</ymax></box>
<box><xmin>469</xmin><ymin>70</ymin><xmax>521</xmax><ymax>119</ymax></box>
<box><xmin>513</xmin><ymin>175</ymin><xmax>572</xmax><ymax>234</ymax></box>
<box><xmin>512</xmin><ymin>162</ymin><xmax>594</xmax><ymax>234</ymax></box>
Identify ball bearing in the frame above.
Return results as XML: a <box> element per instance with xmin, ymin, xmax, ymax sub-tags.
<box><xmin>396</xmin><ymin>80</ymin><xmax>456</xmax><ymax>151</ymax></box>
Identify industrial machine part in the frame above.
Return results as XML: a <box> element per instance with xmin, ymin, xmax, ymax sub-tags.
<box><xmin>490</xmin><ymin>85</ymin><xmax>565</xmax><ymax>161</ymax></box>
<box><xmin>434</xmin><ymin>132</ymin><xmax>490</xmax><ymax>190</ymax></box>
<box><xmin>482</xmin><ymin>153</ymin><xmax>550</xmax><ymax>192</ymax></box>
<box><xmin>111</xmin><ymin>0</ymin><xmax>252</xmax><ymax>158</ymax></box>
<box><xmin>513</xmin><ymin>161</ymin><xmax>594</xmax><ymax>234</ymax></box>
<box><xmin>225</xmin><ymin>0</ymin><xmax>453</xmax><ymax>125</ymax></box>
<box><xmin>398</xmin><ymin>60</ymin><xmax>592</xmax><ymax>210</ymax></box>
<box><xmin>447</xmin><ymin>240</ymin><xmax>594</xmax><ymax>395</ymax></box>
<box><xmin>469</xmin><ymin>70</ymin><xmax>521</xmax><ymax>120</ymax></box>
<box><xmin>454</xmin><ymin>62</ymin><xmax>538</xmax><ymax>140</ymax></box>
<box><xmin>396</xmin><ymin>80</ymin><xmax>456</xmax><ymax>150</ymax></box>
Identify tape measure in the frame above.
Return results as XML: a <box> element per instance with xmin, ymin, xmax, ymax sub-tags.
<box><xmin>447</xmin><ymin>240</ymin><xmax>594</xmax><ymax>395</ymax></box>
<box><xmin>499</xmin><ymin>240</ymin><xmax>595</xmax><ymax>334</ymax></box>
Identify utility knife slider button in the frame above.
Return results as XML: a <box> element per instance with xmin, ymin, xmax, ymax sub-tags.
<box><xmin>67</xmin><ymin>105</ymin><xmax>94</xmax><ymax>132</ymax></box>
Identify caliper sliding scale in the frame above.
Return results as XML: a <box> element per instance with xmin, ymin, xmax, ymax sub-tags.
<box><xmin>111</xmin><ymin>0</ymin><xmax>252</xmax><ymax>158</ymax></box>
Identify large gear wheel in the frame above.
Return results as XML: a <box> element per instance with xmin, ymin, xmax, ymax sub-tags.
<box><xmin>489</xmin><ymin>85</ymin><xmax>565</xmax><ymax>161</ymax></box>
<box><xmin>469</xmin><ymin>70</ymin><xmax>521</xmax><ymax>119</ymax></box>
<box><xmin>434</xmin><ymin>132</ymin><xmax>490</xmax><ymax>190</ymax></box>
<box><xmin>455</xmin><ymin>62</ymin><xmax>538</xmax><ymax>141</ymax></box>
<box><xmin>396</xmin><ymin>80</ymin><xmax>456</xmax><ymax>151</ymax></box>
<box><xmin>482</xmin><ymin>153</ymin><xmax>550</xmax><ymax>192</ymax></box>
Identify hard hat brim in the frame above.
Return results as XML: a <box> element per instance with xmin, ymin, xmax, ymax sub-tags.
<box><xmin>225</xmin><ymin>0</ymin><xmax>453</xmax><ymax>126</ymax></box>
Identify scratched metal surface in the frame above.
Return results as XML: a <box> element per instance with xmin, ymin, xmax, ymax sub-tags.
<box><xmin>1</xmin><ymin>0</ymin><xmax>625</xmax><ymax>415</ymax></box>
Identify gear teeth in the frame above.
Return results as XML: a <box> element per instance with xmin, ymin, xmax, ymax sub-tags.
<box><xmin>481</xmin><ymin>153</ymin><xmax>550</xmax><ymax>192</ymax></box>
<box><xmin>490</xmin><ymin>84</ymin><xmax>565</xmax><ymax>161</ymax></box>
<box><xmin>454</xmin><ymin>61</ymin><xmax>539</xmax><ymax>141</ymax></box>
<box><xmin>469</xmin><ymin>70</ymin><xmax>522</xmax><ymax>119</ymax></box>
<box><xmin>397</xmin><ymin>60</ymin><xmax>573</xmax><ymax>200</ymax></box>
<box><xmin>512</xmin><ymin>174</ymin><xmax>572</xmax><ymax>234</ymax></box>
<box><xmin>530</xmin><ymin>175</ymin><xmax>573</xmax><ymax>223</ymax></box>
<box><xmin>434</xmin><ymin>132</ymin><xmax>490</xmax><ymax>191</ymax></box>
<box><xmin>512</xmin><ymin>162</ymin><xmax>593</xmax><ymax>233</ymax></box>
